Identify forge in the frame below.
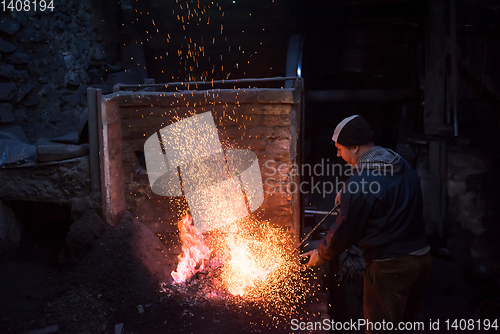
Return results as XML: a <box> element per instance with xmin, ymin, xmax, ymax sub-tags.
<box><xmin>93</xmin><ymin>78</ymin><xmax>302</xmax><ymax>235</ymax></box>
<box><xmin>88</xmin><ymin>77</ymin><xmax>311</xmax><ymax>314</ymax></box>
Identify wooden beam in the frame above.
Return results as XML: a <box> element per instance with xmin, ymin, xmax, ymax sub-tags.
<box><xmin>307</xmin><ymin>89</ymin><xmax>418</xmax><ymax>102</ymax></box>
<box><xmin>423</xmin><ymin>0</ymin><xmax>450</xmax><ymax>135</ymax></box>
<box><xmin>429</xmin><ymin>140</ymin><xmax>446</xmax><ymax>237</ymax></box>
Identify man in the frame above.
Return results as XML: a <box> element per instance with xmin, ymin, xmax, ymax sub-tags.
<box><xmin>304</xmin><ymin>115</ymin><xmax>431</xmax><ymax>333</ymax></box>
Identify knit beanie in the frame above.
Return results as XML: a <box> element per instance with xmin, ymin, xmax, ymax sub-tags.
<box><xmin>332</xmin><ymin>115</ymin><xmax>375</xmax><ymax>146</ymax></box>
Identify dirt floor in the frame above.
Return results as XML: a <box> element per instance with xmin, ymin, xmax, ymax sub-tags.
<box><xmin>0</xmin><ymin>212</ymin><xmax>329</xmax><ymax>334</ymax></box>
<box><xmin>2</xmin><ymin>209</ymin><xmax>500</xmax><ymax>334</ymax></box>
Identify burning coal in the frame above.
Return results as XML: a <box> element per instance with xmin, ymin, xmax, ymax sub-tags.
<box><xmin>169</xmin><ymin>214</ymin><xmax>309</xmax><ymax>319</ymax></box>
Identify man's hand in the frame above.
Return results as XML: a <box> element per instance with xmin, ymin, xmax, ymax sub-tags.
<box><xmin>335</xmin><ymin>190</ymin><xmax>342</xmax><ymax>208</ymax></box>
<box><xmin>301</xmin><ymin>249</ymin><xmax>326</xmax><ymax>267</ymax></box>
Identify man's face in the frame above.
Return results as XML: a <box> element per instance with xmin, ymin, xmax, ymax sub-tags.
<box><xmin>335</xmin><ymin>142</ymin><xmax>357</xmax><ymax>166</ymax></box>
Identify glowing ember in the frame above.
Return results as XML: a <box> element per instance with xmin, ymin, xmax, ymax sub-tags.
<box><xmin>171</xmin><ymin>215</ymin><xmax>211</xmax><ymax>283</ymax></box>
<box><xmin>170</xmin><ymin>214</ymin><xmax>309</xmax><ymax>321</ymax></box>
<box><xmin>172</xmin><ymin>214</ymin><xmax>286</xmax><ymax>295</ymax></box>
<box><xmin>219</xmin><ymin>219</ymin><xmax>283</xmax><ymax>297</ymax></box>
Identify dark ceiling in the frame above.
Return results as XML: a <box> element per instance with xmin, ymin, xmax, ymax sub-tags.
<box><xmin>122</xmin><ymin>0</ymin><xmax>500</xmax><ymax>85</ymax></box>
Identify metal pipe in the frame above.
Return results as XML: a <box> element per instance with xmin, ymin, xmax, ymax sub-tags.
<box><xmin>305</xmin><ymin>209</ymin><xmax>339</xmax><ymax>216</ymax></box>
<box><xmin>450</xmin><ymin>0</ymin><xmax>459</xmax><ymax>136</ymax></box>
<box><xmin>114</xmin><ymin>76</ymin><xmax>300</xmax><ymax>91</ymax></box>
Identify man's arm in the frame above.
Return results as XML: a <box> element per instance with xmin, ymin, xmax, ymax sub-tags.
<box><xmin>317</xmin><ymin>185</ymin><xmax>374</xmax><ymax>262</ymax></box>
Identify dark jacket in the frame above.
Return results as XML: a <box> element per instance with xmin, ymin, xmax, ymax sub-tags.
<box><xmin>318</xmin><ymin>147</ymin><xmax>428</xmax><ymax>261</ymax></box>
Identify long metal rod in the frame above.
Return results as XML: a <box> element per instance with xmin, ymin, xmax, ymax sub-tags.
<box><xmin>114</xmin><ymin>76</ymin><xmax>300</xmax><ymax>91</ymax></box>
<box><xmin>294</xmin><ymin>202</ymin><xmax>340</xmax><ymax>253</ymax></box>
<box><xmin>305</xmin><ymin>209</ymin><xmax>339</xmax><ymax>216</ymax></box>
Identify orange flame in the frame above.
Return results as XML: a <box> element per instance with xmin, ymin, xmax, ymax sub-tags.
<box><xmin>171</xmin><ymin>215</ymin><xmax>211</xmax><ymax>283</ymax></box>
<box><xmin>170</xmin><ymin>215</ymin><xmax>306</xmax><ymax>314</ymax></box>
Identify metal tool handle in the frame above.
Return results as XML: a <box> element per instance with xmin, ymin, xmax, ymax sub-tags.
<box><xmin>293</xmin><ymin>202</ymin><xmax>340</xmax><ymax>253</ymax></box>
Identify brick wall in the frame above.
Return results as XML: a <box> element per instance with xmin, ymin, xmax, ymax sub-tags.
<box><xmin>100</xmin><ymin>87</ymin><xmax>301</xmax><ymax>240</ymax></box>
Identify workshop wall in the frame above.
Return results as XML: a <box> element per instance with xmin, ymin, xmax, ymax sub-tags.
<box><xmin>0</xmin><ymin>0</ymin><xmax>120</xmax><ymax>143</ymax></box>
<box><xmin>99</xmin><ymin>87</ymin><xmax>301</xmax><ymax>237</ymax></box>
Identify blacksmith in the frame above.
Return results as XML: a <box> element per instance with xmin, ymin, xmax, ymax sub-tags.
<box><xmin>304</xmin><ymin>115</ymin><xmax>431</xmax><ymax>333</ymax></box>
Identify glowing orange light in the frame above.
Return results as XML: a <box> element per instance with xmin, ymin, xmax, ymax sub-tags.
<box><xmin>171</xmin><ymin>215</ymin><xmax>210</xmax><ymax>283</ymax></box>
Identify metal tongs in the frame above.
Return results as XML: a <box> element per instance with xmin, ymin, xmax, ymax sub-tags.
<box><xmin>293</xmin><ymin>202</ymin><xmax>340</xmax><ymax>253</ymax></box>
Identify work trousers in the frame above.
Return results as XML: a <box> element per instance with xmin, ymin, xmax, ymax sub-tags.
<box><xmin>363</xmin><ymin>253</ymin><xmax>432</xmax><ymax>334</ymax></box>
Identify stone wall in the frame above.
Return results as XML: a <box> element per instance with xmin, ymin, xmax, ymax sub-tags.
<box><xmin>100</xmin><ymin>87</ymin><xmax>301</xmax><ymax>239</ymax></box>
<box><xmin>417</xmin><ymin>143</ymin><xmax>500</xmax><ymax>274</ymax></box>
<box><xmin>0</xmin><ymin>0</ymin><xmax>119</xmax><ymax>143</ymax></box>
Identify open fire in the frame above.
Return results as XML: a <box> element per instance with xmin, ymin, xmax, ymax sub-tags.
<box><xmin>169</xmin><ymin>214</ymin><xmax>309</xmax><ymax>318</ymax></box>
<box><xmin>142</xmin><ymin>110</ymin><xmax>310</xmax><ymax>321</ymax></box>
<box><xmin>171</xmin><ymin>215</ymin><xmax>211</xmax><ymax>283</ymax></box>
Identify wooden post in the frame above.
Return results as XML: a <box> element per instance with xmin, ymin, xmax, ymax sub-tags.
<box><xmin>423</xmin><ymin>1</ymin><xmax>451</xmax><ymax>238</ymax></box>
<box><xmin>429</xmin><ymin>140</ymin><xmax>446</xmax><ymax>237</ymax></box>
<box><xmin>450</xmin><ymin>0</ymin><xmax>459</xmax><ymax>136</ymax></box>
<box><xmin>100</xmin><ymin>95</ymin><xmax>126</xmax><ymax>226</ymax></box>
<box><xmin>88</xmin><ymin>88</ymin><xmax>126</xmax><ymax>226</ymax></box>
<box><xmin>423</xmin><ymin>0</ymin><xmax>450</xmax><ymax>136</ymax></box>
